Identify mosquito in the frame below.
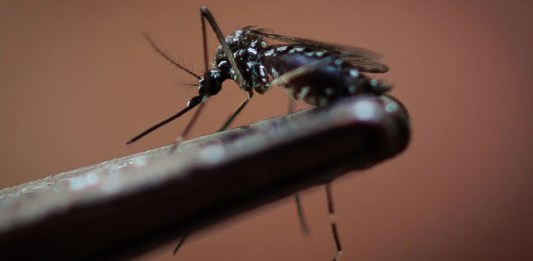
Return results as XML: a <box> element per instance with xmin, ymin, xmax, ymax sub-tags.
<box><xmin>127</xmin><ymin>6</ymin><xmax>392</xmax><ymax>261</ymax></box>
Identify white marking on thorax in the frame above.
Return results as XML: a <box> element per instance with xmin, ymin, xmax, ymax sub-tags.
<box><xmin>264</xmin><ymin>49</ymin><xmax>275</xmax><ymax>56</ymax></box>
<box><xmin>298</xmin><ymin>86</ymin><xmax>311</xmax><ymax>100</ymax></box>
<box><xmin>247</xmin><ymin>48</ymin><xmax>258</xmax><ymax>55</ymax></box>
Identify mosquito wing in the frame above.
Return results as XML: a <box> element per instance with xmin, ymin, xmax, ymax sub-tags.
<box><xmin>342</xmin><ymin>56</ymin><xmax>389</xmax><ymax>73</ymax></box>
<box><xmin>250</xmin><ymin>29</ymin><xmax>389</xmax><ymax>73</ymax></box>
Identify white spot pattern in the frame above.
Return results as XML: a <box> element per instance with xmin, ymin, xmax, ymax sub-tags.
<box><xmin>298</xmin><ymin>86</ymin><xmax>310</xmax><ymax>100</ymax></box>
<box><xmin>271</xmin><ymin>68</ymin><xmax>279</xmax><ymax>78</ymax></box>
<box><xmin>247</xmin><ymin>48</ymin><xmax>257</xmax><ymax>55</ymax></box>
<box><xmin>349</xmin><ymin>69</ymin><xmax>359</xmax><ymax>78</ymax></box>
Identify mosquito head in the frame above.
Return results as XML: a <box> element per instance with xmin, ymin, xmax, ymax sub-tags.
<box><xmin>198</xmin><ymin>69</ymin><xmax>227</xmax><ymax>97</ymax></box>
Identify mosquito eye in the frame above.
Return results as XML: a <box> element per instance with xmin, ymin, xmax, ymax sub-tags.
<box><xmin>210</xmin><ymin>84</ymin><xmax>221</xmax><ymax>95</ymax></box>
<box><xmin>198</xmin><ymin>85</ymin><xmax>208</xmax><ymax>96</ymax></box>
<box><xmin>208</xmin><ymin>75</ymin><xmax>222</xmax><ymax>95</ymax></box>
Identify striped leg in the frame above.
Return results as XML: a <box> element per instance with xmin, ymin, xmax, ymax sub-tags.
<box><xmin>325</xmin><ymin>183</ymin><xmax>343</xmax><ymax>261</ymax></box>
<box><xmin>289</xmin><ymin>97</ymin><xmax>311</xmax><ymax>236</ymax></box>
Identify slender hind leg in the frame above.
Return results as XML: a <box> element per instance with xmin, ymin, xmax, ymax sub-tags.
<box><xmin>325</xmin><ymin>184</ymin><xmax>343</xmax><ymax>261</ymax></box>
<box><xmin>288</xmin><ymin>97</ymin><xmax>311</xmax><ymax>235</ymax></box>
<box><xmin>172</xmin><ymin>235</ymin><xmax>188</xmax><ymax>255</ymax></box>
<box><xmin>218</xmin><ymin>91</ymin><xmax>253</xmax><ymax>132</ymax></box>
<box><xmin>294</xmin><ymin>193</ymin><xmax>310</xmax><ymax>235</ymax></box>
<box><xmin>268</xmin><ymin>58</ymin><xmax>344</xmax><ymax>239</ymax></box>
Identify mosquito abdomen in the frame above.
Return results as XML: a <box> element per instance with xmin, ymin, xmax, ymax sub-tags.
<box><xmin>261</xmin><ymin>45</ymin><xmax>389</xmax><ymax>106</ymax></box>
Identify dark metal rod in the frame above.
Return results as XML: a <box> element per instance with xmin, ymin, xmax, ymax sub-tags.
<box><xmin>0</xmin><ymin>94</ymin><xmax>410</xmax><ymax>260</ymax></box>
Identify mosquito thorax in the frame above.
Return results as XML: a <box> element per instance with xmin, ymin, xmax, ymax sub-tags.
<box><xmin>225</xmin><ymin>28</ymin><xmax>267</xmax><ymax>50</ymax></box>
<box><xmin>214</xmin><ymin>29</ymin><xmax>266</xmax><ymax>64</ymax></box>
<box><xmin>211</xmin><ymin>28</ymin><xmax>271</xmax><ymax>92</ymax></box>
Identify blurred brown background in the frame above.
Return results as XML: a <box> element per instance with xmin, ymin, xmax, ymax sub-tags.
<box><xmin>1</xmin><ymin>0</ymin><xmax>532</xmax><ymax>260</ymax></box>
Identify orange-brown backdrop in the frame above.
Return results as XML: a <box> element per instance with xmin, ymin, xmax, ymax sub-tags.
<box><xmin>1</xmin><ymin>1</ymin><xmax>532</xmax><ymax>260</ymax></box>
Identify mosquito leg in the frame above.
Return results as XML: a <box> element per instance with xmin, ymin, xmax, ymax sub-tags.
<box><xmin>200</xmin><ymin>7</ymin><xmax>249</xmax><ymax>88</ymax></box>
<box><xmin>286</xmin><ymin>97</ymin><xmax>311</xmax><ymax>235</ymax></box>
<box><xmin>272</xmin><ymin>59</ymin><xmax>334</xmax><ymax>238</ymax></box>
<box><xmin>199</xmin><ymin>7</ymin><xmax>257</xmax><ymax>132</ymax></box>
<box><xmin>293</xmin><ymin>192</ymin><xmax>310</xmax><ymax>236</ymax></box>
<box><xmin>218</xmin><ymin>91</ymin><xmax>253</xmax><ymax>132</ymax></box>
<box><xmin>168</xmin><ymin>102</ymin><xmax>207</xmax><ymax>152</ymax></box>
<box><xmin>325</xmin><ymin>183</ymin><xmax>343</xmax><ymax>261</ymax></box>
<box><xmin>200</xmin><ymin>9</ymin><xmax>209</xmax><ymax>70</ymax></box>
<box><xmin>172</xmin><ymin>234</ymin><xmax>188</xmax><ymax>255</ymax></box>
<box><xmin>288</xmin><ymin>97</ymin><xmax>295</xmax><ymax>114</ymax></box>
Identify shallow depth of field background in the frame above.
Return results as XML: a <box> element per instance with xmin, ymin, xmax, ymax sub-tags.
<box><xmin>1</xmin><ymin>1</ymin><xmax>532</xmax><ymax>260</ymax></box>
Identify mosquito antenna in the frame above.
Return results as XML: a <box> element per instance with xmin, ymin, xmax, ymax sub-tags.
<box><xmin>143</xmin><ymin>32</ymin><xmax>201</xmax><ymax>80</ymax></box>
<box><xmin>127</xmin><ymin>96</ymin><xmax>205</xmax><ymax>144</ymax></box>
